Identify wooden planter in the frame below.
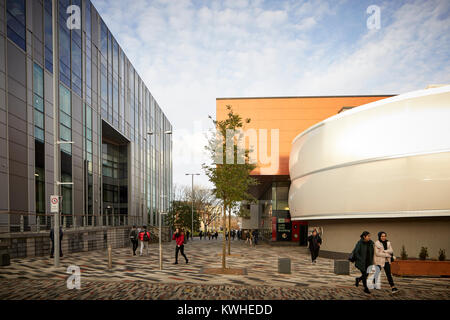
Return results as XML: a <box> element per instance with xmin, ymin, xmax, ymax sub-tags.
<box><xmin>391</xmin><ymin>260</ymin><xmax>450</xmax><ymax>276</ymax></box>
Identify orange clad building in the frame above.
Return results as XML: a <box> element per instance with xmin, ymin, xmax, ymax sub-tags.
<box><xmin>216</xmin><ymin>95</ymin><xmax>395</xmax><ymax>243</ymax></box>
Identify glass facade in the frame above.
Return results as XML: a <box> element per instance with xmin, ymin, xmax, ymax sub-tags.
<box><xmin>0</xmin><ymin>0</ymin><xmax>172</xmax><ymax>232</ymax></box>
<box><xmin>6</xmin><ymin>0</ymin><xmax>26</xmax><ymax>51</ymax></box>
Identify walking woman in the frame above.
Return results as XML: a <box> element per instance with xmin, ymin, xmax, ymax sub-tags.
<box><xmin>307</xmin><ymin>229</ymin><xmax>322</xmax><ymax>264</ymax></box>
<box><xmin>352</xmin><ymin>231</ymin><xmax>374</xmax><ymax>294</ymax></box>
<box><xmin>374</xmin><ymin>231</ymin><xmax>400</xmax><ymax>294</ymax></box>
<box><xmin>172</xmin><ymin>228</ymin><xmax>189</xmax><ymax>264</ymax></box>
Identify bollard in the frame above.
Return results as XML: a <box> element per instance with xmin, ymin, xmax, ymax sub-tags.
<box><xmin>334</xmin><ymin>260</ymin><xmax>350</xmax><ymax>275</ymax></box>
<box><xmin>278</xmin><ymin>258</ymin><xmax>291</xmax><ymax>274</ymax></box>
<box><xmin>108</xmin><ymin>245</ymin><xmax>112</xmax><ymax>270</ymax></box>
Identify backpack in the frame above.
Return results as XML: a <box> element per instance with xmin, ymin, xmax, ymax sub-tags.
<box><xmin>143</xmin><ymin>231</ymin><xmax>149</xmax><ymax>242</ymax></box>
<box><xmin>130</xmin><ymin>230</ymin><xmax>138</xmax><ymax>241</ymax></box>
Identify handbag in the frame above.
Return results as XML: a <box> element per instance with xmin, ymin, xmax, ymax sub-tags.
<box><xmin>348</xmin><ymin>251</ymin><xmax>355</xmax><ymax>262</ymax></box>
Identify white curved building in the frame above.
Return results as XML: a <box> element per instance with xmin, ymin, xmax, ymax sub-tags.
<box><xmin>289</xmin><ymin>85</ymin><xmax>450</xmax><ymax>257</ymax></box>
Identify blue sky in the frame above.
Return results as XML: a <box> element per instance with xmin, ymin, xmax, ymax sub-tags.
<box><xmin>91</xmin><ymin>0</ymin><xmax>450</xmax><ymax>188</ymax></box>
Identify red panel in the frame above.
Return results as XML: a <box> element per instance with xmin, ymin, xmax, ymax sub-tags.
<box><xmin>272</xmin><ymin>217</ymin><xmax>277</xmax><ymax>241</ymax></box>
<box><xmin>292</xmin><ymin>221</ymin><xmax>300</xmax><ymax>242</ymax></box>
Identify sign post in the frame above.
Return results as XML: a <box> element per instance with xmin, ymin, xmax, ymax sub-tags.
<box><xmin>51</xmin><ymin>195</ymin><xmax>60</xmax><ymax>267</ymax></box>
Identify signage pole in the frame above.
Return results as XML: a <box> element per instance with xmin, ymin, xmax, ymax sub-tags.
<box><xmin>52</xmin><ymin>0</ymin><xmax>60</xmax><ymax>268</ymax></box>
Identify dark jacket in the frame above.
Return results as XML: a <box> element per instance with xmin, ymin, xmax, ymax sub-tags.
<box><xmin>307</xmin><ymin>235</ymin><xmax>322</xmax><ymax>251</ymax></box>
<box><xmin>50</xmin><ymin>227</ymin><xmax>63</xmax><ymax>242</ymax></box>
<box><xmin>353</xmin><ymin>239</ymin><xmax>374</xmax><ymax>272</ymax></box>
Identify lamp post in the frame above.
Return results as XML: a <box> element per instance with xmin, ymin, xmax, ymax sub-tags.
<box><xmin>185</xmin><ymin>173</ymin><xmax>200</xmax><ymax>240</ymax></box>
<box><xmin>159</xmin><ymin>195</ymin><xmax>168</xmax><ymax>270</ymax></box>
<box><xmin>147</xmin><ymin>130</ymin><xmax>172</xmax><ymax>270</ymax></box>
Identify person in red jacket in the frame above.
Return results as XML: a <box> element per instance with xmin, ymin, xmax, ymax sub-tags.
<box><xmin>172</xmin><ymin>228</ymin><xmax>188</xmax><ymax>264</ymax></box>
<box><xmin>138</xmin><ymin>226</ymin><xmax>150</xmax><ymax>256</ymax></box>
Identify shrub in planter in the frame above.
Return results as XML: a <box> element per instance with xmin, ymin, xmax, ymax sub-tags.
<box><xmin>400</xmin><ymin>245</ymin><xmax>408</xmax><ymax>260</ymax></box>
<box><xmin>438</xmin><ymin>249</ymin><xmax>446</xmax><ymax>261</ymax></box>
<box><xmin>419</xmin><ymin>247</ymin><xmax>429</xmax><ymax>260</ymax></box>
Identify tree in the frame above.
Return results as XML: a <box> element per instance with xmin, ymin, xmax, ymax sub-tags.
<box><xmin>166</xmin><ymin>200</ymin><xmax>201</xmax><ymax>232</ymax></box>
<box><xmin>203</xmin><ymin>105</ymin><xmax>258</xmax><ymax>269</ymax></box>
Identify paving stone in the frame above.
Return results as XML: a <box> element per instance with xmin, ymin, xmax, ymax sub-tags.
<box><xmin>0</xmin><ymin>237</ymin><xmax>449</xmax><ymax>299</ymax></box>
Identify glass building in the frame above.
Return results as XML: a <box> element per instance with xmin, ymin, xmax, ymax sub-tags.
<box><xmin>0</xmin><ymin>0</ymin><xmax>172</xmax><ymax>245</ymax></box>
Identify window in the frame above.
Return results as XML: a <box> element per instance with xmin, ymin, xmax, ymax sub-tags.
<box><xmin>33</xmin><ymin>63</ymin><xmax>45</xmax><ymax>142</ymax></box>
<box><xmin>85</xmin><ymin>0</ymin><xmax>91</xmax><ymax>39</ymax></box>
<box><xmin>71</xmin><ymin>40</ymin><xmax>82</xmax><ymax>96</ymax></box>
<box><xmin>59</xmin><ymin>85</ymin><xmax>72</xmax><ymax>154</ymax></box>
<box><xmin>44</xmin><ymin>0</ymin><xmax>53</xmax><ymax>72</ymax></box>
<box><xmin>6</xmin><ymin>0</ymin><xmax>26</xmax><ymax>51</ymax></box>
<box><xmin>59</xmin><ymin>0</ymin><xmax>71</xmax><ymax>87</ymax></box>
<box><xmin>100</xmin><ymin>21</ymin><xmax>108</xmax><ymax>59</ymax></box>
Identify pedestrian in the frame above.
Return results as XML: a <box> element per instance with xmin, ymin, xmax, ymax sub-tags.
<box><xmin>374</xmin><ymin>231</ymin><xmax>400</xmax><ymax>294</ymax></box>
<box><xmin>246</xmin><ymin>230</ymin><xmax>253</xmax><ymax>246</ymax></box>
<box><xmin>225</xmin><ymin>231</ymin><xmax>229</xmax><ymax>241</ymax></box>
<box><xmin>237</xmin><ymin>230</ymin><xmax>241</xmax><ymax>240</ymax></box>
<box><xmin>50</xmin><ymin>226</ymin><xmax>63</xmax><ymax>258</ymax></box>
<box><xmin>352</xmin><ymin>231</ymin><xmax>375</xmax><ymax>294</ymax></box>
<box><xmin>186</xmin><ymin>230</ymin><xmax>190</xmax><ymax>242</ymax></box>
<box><xmin>138</xmin><ymin>225</ymin><xmax>150</xmax><ymax>256</ymax></box>
<box><xmin>214</xmin><ymin>231</ymin><xmax>218</xmax><ymax>239</ymax></box>
<box><xmin>172</xmin><ymin>228</ymin><xmax>189</xmax><ymax>264</ymax></box>
<box><xmin>129</xmin><ymin>225</ymin><xmax>139</xmax><ymax>256</ymax></box>
<box><xmin>252</xmin><ymin>229</ymin><xmax>259</xmax><ymax>246</ymax></box>
<box><xmin>199</xmin><ymin>230</ymin><xmax>203</xmax><ymax>240</ymax></box>
<box><xmin>307</xmin><ymin>229</ymin><xmax>322</xmax><ymax>264</ymax></box>
<box><xmin>207</xmin><ymin>231</ymin><xmax>211</xmax><ymax>240</ymax></box>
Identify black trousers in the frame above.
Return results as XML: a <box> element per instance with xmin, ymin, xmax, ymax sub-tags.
<box><xmin>381</xmin><ymin>262</ymin><xmax>395</xmax><ymax>287</ymax></box>
<box><xmin>175</xmin><ymin>245</ymin><xmax>188</xmax><ymax>262</ymax></box>
<box><xmin>131</xmin><ymin>240</ymin><xmax>138</xmax><ymax>254</ymax></box>
<box><xmin>357</xmin><ymin>270</ymin><xmax>369</xmax><ymax>289</ymax></box>
<box><xmin>50</xmin><ymin>240</ymin><xmax>63</xmax><ymax>257</ymax></box>
<box><xmin>310</xmin><ymin>248</ymin><xmax>320</xmax><ymax>261</ymax></box>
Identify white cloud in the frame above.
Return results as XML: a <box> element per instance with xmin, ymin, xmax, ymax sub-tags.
<box><xmin>92</xmin><ymin>0</ymin><xmax>450</xmax><ymax>187</ymax></box>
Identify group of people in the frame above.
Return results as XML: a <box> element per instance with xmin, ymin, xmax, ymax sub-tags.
<box><xmin>198</xmin><ymin>230</ymin><xmax>219</xmax><ymax>240</ymax></box>
<box><xmin>351</xmin><ymin>231</ymin><xmax>399</xmax><ymax>294</ymax></box>
<box><xmin>129</xmin><ymin>225</ymin><xmax>151</xmax><ymax>256</ymax></box>
<box><xmin>242</xmin><ymin>229</ymin><xmax>259</xmax><ymax>246</ymax></box>
<box><xmin>129</xmin><ymin>225</ymin><xmax>189</xmax><ymax>264</ymax></box>
<box><xmin>307</xmin><ymin>228</ymin><xmax>399</xmax><ymax>295</ymax></box>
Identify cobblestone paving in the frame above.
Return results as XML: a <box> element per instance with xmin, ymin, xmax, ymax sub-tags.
<box><xmin>1</xmin><ymin>237</ymin><xmax>449</xmax><ymax>300</ymax></box>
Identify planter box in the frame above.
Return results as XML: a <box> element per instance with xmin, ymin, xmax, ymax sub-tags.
<box><xmin>391</xmin><ymin>260</ymin><xmax>450</xmax><ymax>276</ymax></box>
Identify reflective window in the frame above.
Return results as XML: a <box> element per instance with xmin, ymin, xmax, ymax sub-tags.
<box><xmin>59</xmin><ymin>0</ymin><xmax>71</xmax><ymax>87</ymax></box>
<box><xmin>59</xmin><ymin>84</ymin><xmax>72</xmax><ymax>154</ymax></box>
<box><xmin>6</xmin><ymin>0</ymin><xmax>26</xmax><ymax>51</ymax></box>
<box><xmin>44</xmin><ymin>0</ymin><xmax>53</xmax><ymax>72</ymax></box>
<box><xmin>33</xmin><ymin>63</ymin><xmax>45</xmax><ymax>142</ymax></box>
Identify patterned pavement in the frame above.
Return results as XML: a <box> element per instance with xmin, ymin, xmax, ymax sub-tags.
<box><xmin>1</xmin><ymin>236</ymin><xmax>449</xmax><ymax>300</ymax></box>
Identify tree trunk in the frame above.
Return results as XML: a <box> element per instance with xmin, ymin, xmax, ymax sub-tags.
<box><xmin>222</xmin><ymin>203</ymin><xmax>227</xmax><ymax>269</ymax></box>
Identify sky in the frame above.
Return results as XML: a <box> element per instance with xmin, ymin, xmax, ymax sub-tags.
<box><xmin>91</xmin><ymin>0</ymin><xmax>450</xmax><ymax>189</ymax></box>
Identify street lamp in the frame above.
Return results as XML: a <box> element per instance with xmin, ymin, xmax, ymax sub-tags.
<box><xmin>147</xmin><ymin>129</ymin><xmax>172</xmax><ymax>270</ymax></box>
<box><xmin>185</xmin><ymin>173</ymin><xmax>200</xmax><ymax>240</ymax></box>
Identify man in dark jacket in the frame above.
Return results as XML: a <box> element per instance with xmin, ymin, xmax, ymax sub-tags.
<box><xmin>50</xmin><ymin>227</ymin><xmax>63</xmax><ymax>258</ymax></box>
<box><xmin>307</xmin><ymin>229</ymin><xmax>322</xmax><ymax>263</ymax></box>
<box><xmin>353</xmin><ymin>231</ymin><xmax>375</xmax><ymax>294</ymax></box>
<box><xmin>129</xmin><ymin>225</ymin><xmax>139</xmax><ymax>256</ymax></box>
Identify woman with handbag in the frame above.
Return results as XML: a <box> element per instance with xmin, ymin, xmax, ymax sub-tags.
<box><xmin>352</xmin><ymin>231</ymin><xmax>374</xmax><ymax>294</ymax></box>
<box><xmin>374</xmin><ymin>231</ymin><xmax>399</xmax><ymax>294</ymax></box>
